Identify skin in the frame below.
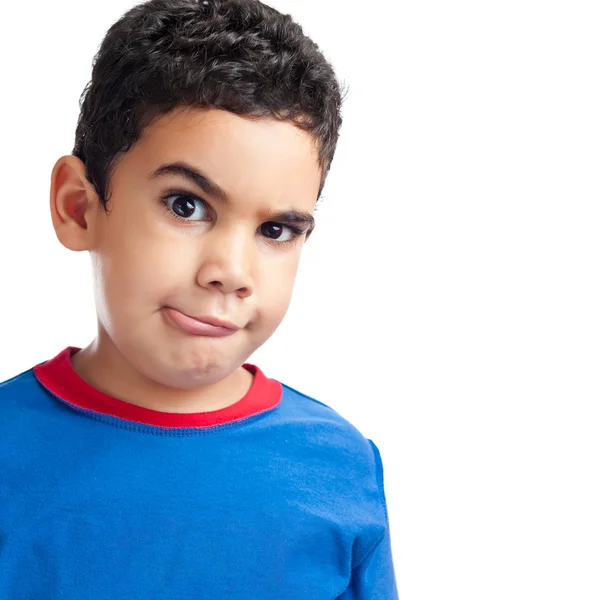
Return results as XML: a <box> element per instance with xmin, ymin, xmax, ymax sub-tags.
<box><xmin>50</xmin><ymin>107</ymin><xmax>322</xmax><ymax>413</ymax></box>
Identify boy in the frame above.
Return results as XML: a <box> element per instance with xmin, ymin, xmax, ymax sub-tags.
<box><xmin>0</xmin><ymin>0</ymin><xmax>398</xmax><ymax>597</ymax></box>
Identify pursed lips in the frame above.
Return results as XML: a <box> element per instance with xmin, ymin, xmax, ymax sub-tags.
<box><xmin>162</xmin><ymin>307</ymin><xmax>240</xmax><ymax>336</ymax></box>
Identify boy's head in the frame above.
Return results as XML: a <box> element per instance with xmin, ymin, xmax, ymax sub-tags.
<box><xmin>50</xmin><ymin>0</ymin><xmax>343</xmax><ymax>391</ymax></box>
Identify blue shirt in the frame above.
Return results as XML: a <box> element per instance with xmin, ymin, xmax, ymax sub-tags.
<box><xmin>0</xmin><ymin>347</ymin><xmax>398</xmax><ymax>599</ymax></box>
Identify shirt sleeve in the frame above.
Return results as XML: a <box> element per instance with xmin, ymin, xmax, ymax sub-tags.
<box><xmin>339</xmin><ymin>439</ymin><xmax>399</xmax><ymax>599</ymax></box>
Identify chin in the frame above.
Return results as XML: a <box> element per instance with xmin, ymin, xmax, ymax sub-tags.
<box><xmin>150</xmin><ymin>343</ymin><xmax>240</xmax><ymax>387</ymax></box>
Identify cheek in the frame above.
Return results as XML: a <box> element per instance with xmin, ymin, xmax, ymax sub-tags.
<box><xmin>94</xmin><ymin>233</ymin><xmax>184</xmax><ymax>311</ymax></box>
<box><xmin>257</xmin><ymin>261</ymin><xmax>299</xmax><ymax>321</ymax></box>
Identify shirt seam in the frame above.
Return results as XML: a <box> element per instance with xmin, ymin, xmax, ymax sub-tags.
<box><xmin>351</xmin><ymin>439</ymin><xmax>390</xmax><ymax>568</ymax></box>
<box><xmin>352</xmin><ymin>529</ymin><xmax>387</xmax><ymax>572</ymax></box>
<box><xmin>39</xmin><ymin>384</ymin><xmax>280</xmax><ymax>436</ymax></box>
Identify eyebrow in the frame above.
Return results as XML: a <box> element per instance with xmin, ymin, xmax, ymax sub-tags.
<box><xmin>151</xmin><ymin>161</ymin><xmax>316</xmax><ymax>232</ymax></box>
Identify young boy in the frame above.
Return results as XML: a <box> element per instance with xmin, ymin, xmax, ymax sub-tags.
<box><xmin>0</xmin><ymin>0</ymin><xmax>398</xmax><ymax>597</ymax></box>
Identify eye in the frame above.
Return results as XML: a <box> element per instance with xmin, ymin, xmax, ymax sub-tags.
<box><xmin>260</xmin><ymin>222</ymin><xmax>302</xmax><ymax>244</ymax></box>
<box><xmin>164</xmin><ymin>193</ymin><xmax>208</xmax><ymax>222</ymax></box>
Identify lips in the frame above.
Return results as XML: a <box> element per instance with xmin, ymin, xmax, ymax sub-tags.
<box><xmin>162</xmin><ymin>307</ymin><xmax>239</xmax><ymax>337</ymax></box>
<box><xmin>186</xmin><ymin>314</ymin><xmax>239</xmax><ymax>330</ymax></box>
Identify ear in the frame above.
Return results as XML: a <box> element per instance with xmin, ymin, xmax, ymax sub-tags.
<box><xmin>50</xmin><ymin>155</ymin><xmax>101</xmax><ymax>252</ymax></box>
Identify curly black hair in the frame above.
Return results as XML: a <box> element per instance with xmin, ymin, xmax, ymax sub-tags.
<box><xmin>72</xmin><ymin>0</ymin><xmax>344</xmax><ymax>207</ymax></box>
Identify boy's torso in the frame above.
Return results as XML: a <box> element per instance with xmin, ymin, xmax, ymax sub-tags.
<box><xmin>0</xmin><ymin>363</ymin><xmax>384</xmax><ymax>599</ymax></box>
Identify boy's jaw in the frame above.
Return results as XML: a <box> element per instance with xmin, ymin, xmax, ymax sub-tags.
<box><xmin>57</xmin><ymin>107</ymin><xmax>322</xmax><ymax>412</ymax></box>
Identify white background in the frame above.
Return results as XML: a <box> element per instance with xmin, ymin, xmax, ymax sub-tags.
<box><xmin>1</xmin><ymin>1</ymin><xmax>599</xmax><ymax>598</ymax></box>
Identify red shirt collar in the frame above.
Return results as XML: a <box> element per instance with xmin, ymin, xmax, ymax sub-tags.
<box><xmin>33</xmin><ymin>347</ymin><xmax>282</xmax><ymax>429</ymax></box>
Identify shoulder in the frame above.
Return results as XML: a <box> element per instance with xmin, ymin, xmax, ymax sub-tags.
<box><xmin>0</xmin><ymin>368</ymin><xmax>42</xmax><ymax>430</ymax></box>
<box><xmin>276</xmin><ymin>380</ymin><xmax>391</xmax><ymax>560</ymax></box>
<box><xmin>277</xmin><ymin>380</ymin><xmax>386</xmax><ymax>486</ymax></box>
<box><xmin>279</xmin><ymin>380</ymin><xmax>367</xmax><ymax>436</ymax></box>
<box><xmin>0</xmin><ymin>368</ymin><xmax>38</xmax><ymax>397</ymax></box>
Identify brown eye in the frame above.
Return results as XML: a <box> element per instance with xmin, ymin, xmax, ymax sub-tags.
<box><xmin>261</xmin><ymin>223</ymin><xmax>284</xmax><ymax>239</ymax></box>
<box><xmin>165</xmin><ymin>194</ymin><xmax>206</xmax><ymax>221</ymax></box>
<box><xmin>260</xmin><ymin>222</ymin><xmax>300</xmax><ymax>244</ymax></box>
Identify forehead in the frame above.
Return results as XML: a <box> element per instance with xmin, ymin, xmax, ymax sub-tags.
<box><xmin>119</xmin><ymin>107</ymin><xmax>322</xmax><ymax>205</ymax></box>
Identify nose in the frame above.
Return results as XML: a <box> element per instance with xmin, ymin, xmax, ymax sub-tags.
<box><xmin>195</xmin><ymin>224</ymin><xmax>254</xmax><ymax>297</ymax></box>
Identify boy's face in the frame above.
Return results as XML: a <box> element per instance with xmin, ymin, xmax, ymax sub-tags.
<box><xmin>72</xmin><ymin>108</ymin><xmax>322</xmax><ymax>389</ymax></box>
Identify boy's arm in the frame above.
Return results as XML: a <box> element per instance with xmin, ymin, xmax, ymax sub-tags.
<box><xmin>339</xmin><ymin>439</ymin><xmax>399</xmax><ymax>599</ymax></box>
<box><xmin>339</xmin><ymin>519</ymin><xmax>399</xmax><ymax>599</ymax></box>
